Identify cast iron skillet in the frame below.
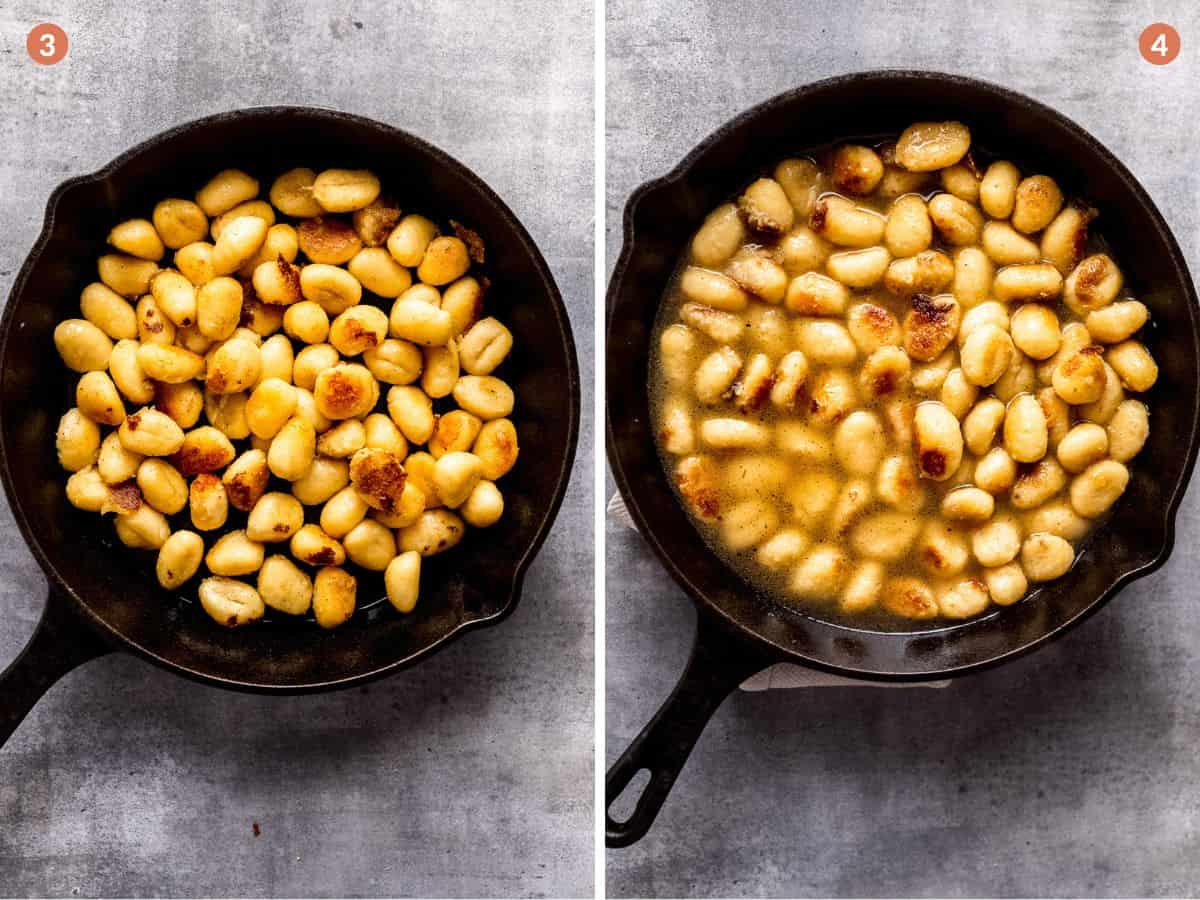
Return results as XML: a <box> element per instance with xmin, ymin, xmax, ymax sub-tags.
<box><xmin>0</xmin><ymin>107</ymin><xmax>579</xmax><ymax>750</ymax></box>
<box><xmin>606</xmin><ymin>71</ymin><xmax>1200</xmax><ymax>847</ymax></box>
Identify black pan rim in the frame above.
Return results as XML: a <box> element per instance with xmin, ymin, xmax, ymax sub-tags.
<box><xmin>1</xmin><ymin>104</ymin><xmax>581</xmax><ymax>694</ymax></box>
<box><xmin>605</xmin><ymin>69</ymin><xmax>1200</xmax><ymax>681</ymax></box>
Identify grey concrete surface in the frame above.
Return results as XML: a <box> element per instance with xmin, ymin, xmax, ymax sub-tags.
<box><xmin>0</xmin><ymin>2</ymin><xmax>593</xmax><ymax>897</ymax></box>
<box><xmin>606</xmin><ymin>1</ymin><xmax>1200</xmax><ymax>896</ymax></box>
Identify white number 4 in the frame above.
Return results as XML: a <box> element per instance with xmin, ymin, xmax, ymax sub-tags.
<box><xmin>1151</xmin><ymin>32</ymin><xmax>1170</xmax><ymax>56</ymax></box>
<box><xmin>38</xmin><ymin>32</ymin><xmax>54</xmax><ymax>57</ymax></box>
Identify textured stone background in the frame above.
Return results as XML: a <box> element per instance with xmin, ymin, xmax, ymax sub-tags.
<box><xmin>606</xmin><ymin>1</ymin><xmax>1200</xmax><ymax>897</ymax></box>
<box><xmin>0</xmin><ymin>2</ymin><xmax>593</xmax><ymax>897</ymax></box>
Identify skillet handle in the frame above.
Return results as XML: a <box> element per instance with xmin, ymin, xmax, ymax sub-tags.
<box><xmin>0</xmin><ymin>587</ymin><xmax>111</xmax><ymax>750</ymax></box>
<box><xmin>606</xmin><ymin>613</ymin><xmax>772</xmax><ymax>848</ymax></box>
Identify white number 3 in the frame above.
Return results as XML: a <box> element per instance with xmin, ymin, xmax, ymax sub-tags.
<box><xmin>1151</xmin><ymin>32</ymin><xmax>1169</xmax><ymax>56</ymax></box>
<box><xmin>38</xmin><ymin>32</ymin><xmax>54</xmax><ymax>57</ymax></box>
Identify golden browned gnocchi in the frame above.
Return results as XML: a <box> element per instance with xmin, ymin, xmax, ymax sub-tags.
<box><xmin>55</xmin><ymin>166</ymin><xmax>520</xmax><ymax>631</ymax></box>
<box><xmin>651</xmin><ymin>121</ymin><xmax>1155</xmax><ymax>623</ymax></box>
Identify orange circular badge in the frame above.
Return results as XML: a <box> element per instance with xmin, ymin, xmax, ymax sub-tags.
<box><xmin>26</xmin><ymin>23</ymin><xmax>68</xmax><ymax>66</ymax></box>
<box><xmin>1139</xmin><ymin>23</ymin><xmax>1180</xmax><ymax>65</ymax></box>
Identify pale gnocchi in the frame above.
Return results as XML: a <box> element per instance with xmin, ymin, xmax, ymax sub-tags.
<box><xmin>652</xmin><ymin>122</ymin><xmax>1154</xmax><ymax>622</ymax></box>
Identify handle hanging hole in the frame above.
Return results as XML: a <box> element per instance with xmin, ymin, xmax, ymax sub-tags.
<box><xmin>608</xmin><ymin>767</ymin><xmax>652</xmax><ymax>825</ymax></box>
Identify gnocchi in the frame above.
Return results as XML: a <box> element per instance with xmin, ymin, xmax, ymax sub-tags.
<box><xmin>652</xmin><ymin>121</ymin><xmax>1154</xmax><ymax>622</ymax></box>
<box><xmin>55</xmin><ymin>165</ymin><xmax>520</xmax><ymax>630</ymax></box>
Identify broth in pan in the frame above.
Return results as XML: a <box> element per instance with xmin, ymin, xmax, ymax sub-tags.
<box><xmin>650</xmin><ymin>122</ymin><xmax>1155</xmax><ymax>624</ymax></box>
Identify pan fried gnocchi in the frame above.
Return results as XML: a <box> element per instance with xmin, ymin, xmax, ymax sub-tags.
<box><xmin>55</xmin><ymin>166</ymin><xmax>519</xmax><ymax>629</ymax></box>
<box><xmin>651</xmin><ymin>122</ymin><xmax>1155</xmax><ymax>623</ymax></box>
